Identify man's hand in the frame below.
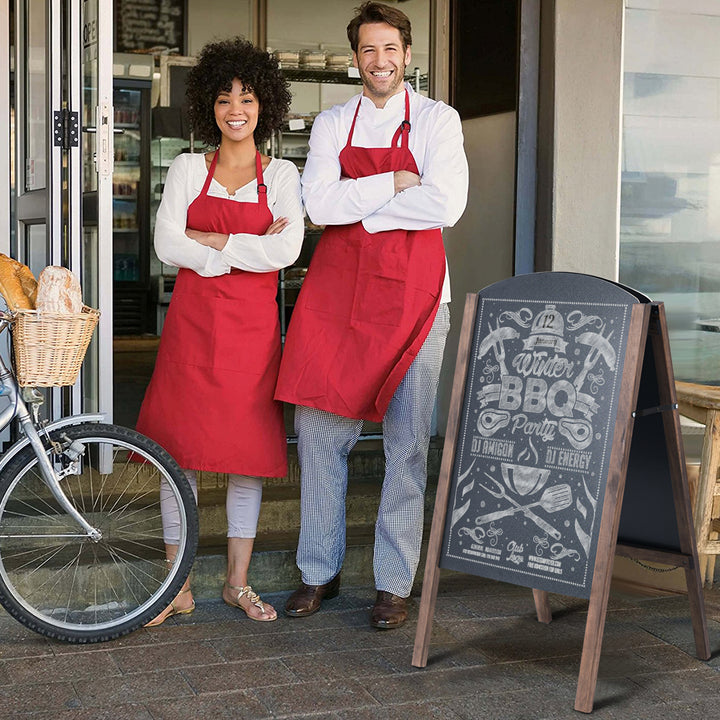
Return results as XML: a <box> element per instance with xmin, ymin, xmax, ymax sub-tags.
<box><xmin>186</xmin><ymin>229</ymin><xmax>229</xmax><ymax>250</ymax></box>
<box><xmin>393</xmin><ymin>170</ymin><xmax>421</xmax><ymax>195</ymax></box>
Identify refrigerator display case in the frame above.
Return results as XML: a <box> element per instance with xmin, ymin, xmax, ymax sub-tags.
<box><xmin>112</xmin><ymin>60</ymin><xmax>152</xmax><ymax>334</ymax></box>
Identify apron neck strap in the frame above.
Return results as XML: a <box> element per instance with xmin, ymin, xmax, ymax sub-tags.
<box><xmin>346</xmin><ymin>88</ymin><xmax>411</xmax><ymax>150</ymax></box>
<box><xmin>200</xmin><ymin>149</ymin><xmax>268</xmax><ymax>206</ymax></box>
<box><xmin>390</xmin><ymin>89</ymin><xmax>411</xmax><ymax>149</ymax></box>
<box><xmin>200</xmin><ymin>150</ymin><xmax>220</xmax><ymax>197</ymax></box>
<box><xmin>256</xmin><ymin>150</ymin><xmax>268</xmax><ymax>201</ymax></box>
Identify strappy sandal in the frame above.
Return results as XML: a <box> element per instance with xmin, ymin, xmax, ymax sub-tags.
<box><xmin>144</xmin><ymin>588</ymin><xmax>195</xmax><ymax>627</ymax></box>
<box><xmin>223</xmin><ymin>582</ymin><xmax>277</xmax><ymax>622</ymax></box>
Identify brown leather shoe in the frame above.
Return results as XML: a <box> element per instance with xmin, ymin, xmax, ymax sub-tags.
<box><xmin>284</xmin><ymin>574</ymin><xmax>340</xmax><ymax>617</ymax></box>
<box><xmin>370</xmin><ymin>590</ymin><xmax>408</xmax><ymax>629</ymax></box>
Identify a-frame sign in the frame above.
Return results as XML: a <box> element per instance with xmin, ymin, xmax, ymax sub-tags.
<box><xmin>413</xmin><ymin>272</ymin><xmax>710</xmax><ymax>713</ymax></box>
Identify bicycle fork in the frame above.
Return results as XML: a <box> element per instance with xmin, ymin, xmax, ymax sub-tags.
<box><xmin>18</xmin><ymin>414</ymin><xmax>103</xmax><ymax>542</ymax></box>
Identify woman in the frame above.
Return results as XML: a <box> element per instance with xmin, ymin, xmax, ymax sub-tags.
<box><xmin>138</xmin><ymin>37</ymin><xmax>302</xmax><ymax>624</ymax></box>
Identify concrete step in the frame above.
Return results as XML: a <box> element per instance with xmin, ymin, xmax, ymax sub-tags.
<box><xmin>187</xmin><ymin>436</ymin><xmax>443</xmax><ymax>600</ymax></box>
<box><xmin>187</xmin><ymin>495</ymin><xmax>440</xmax><ymax>600</ymax></box>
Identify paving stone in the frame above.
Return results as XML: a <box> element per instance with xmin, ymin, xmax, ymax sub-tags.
<box><xmin>379</xmin><ymin>641</ymin><xmax>491</xmax><ymax>671</ymax></box>
<box><xmin>0</xmin><ymin>620</ymin><xmax>53</xmax><ymax>660</ymax></box>
<box><xmin>2</xmin><ymin>650</ymin><xmax>120</xmax><ymax>684</ymax></box>
<box><xmin>0</xmin><ymin>681</ymin><xmax>80</xmax><ymax>714</ymax></box>
<box><xmin>362</xmin><ymin>661</ymin><xmax>570</xmax><ymax>706</ymax></box>
<box><xmin>110</xmin><ymin>640</ymin><xmax>224</xmax><ymax>673</ymax></box>
<box><xmin>336</xmin><ymin>700</ymin><xmax>461</xmax><ymax>719</ymax></box>
<box><xmin>446</xmin><ymin>688</ymin><xmax>585</xmax><ymax>720</ymax></box>
<box><xmin>282</xmin><ymin>647</ymin><xmax>401</xmax><ymax>681</ymax></box>
<box><xmin>145</xmin><ymin>691</ymin><xmax>271</xmax><ymax>720</ymax></box>
<box><xmin>74</xmin><ymin>669</ymin><xmax>194</xmax><ymax>707</ymax></box>
<box><xmin>249</xmin><ymin>677</ymin><xmax>380</xmax><ymax>716</ymax></box>
<box><xmin>631</xmin><ymin>666</ymin><xmax>720</xmax><ymax>703</ymax></box>
<box><xmin>6</xmin><ymin>703</ymin><xmax>154</xmax><ymax>720</ymax></box>
<box><xmin>181</xmin><ymin>658</ymin><xmax>296</xmax><ymax>692</ymax></box>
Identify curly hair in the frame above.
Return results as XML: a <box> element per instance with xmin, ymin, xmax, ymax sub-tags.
<box><xmin>347</xmin><ymin>2</ymin><xmax>412</xmax><ymax>53</ymax></box>
<box><xmin>185</xmin><ymin>37</ymin><xmax>292</xmax><ymax>147</ymax></box>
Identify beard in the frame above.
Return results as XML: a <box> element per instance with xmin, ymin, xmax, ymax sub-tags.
<box><xmin>358</xmin><ymin>63</ymin><xmax>406</xmax><ymax>102</ymax></box>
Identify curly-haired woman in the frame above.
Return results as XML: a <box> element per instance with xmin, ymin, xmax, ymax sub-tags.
<box><xmin>138</xmin><ymin>37</ymin><xmax>302</xmax><ymax>625</ymax></box>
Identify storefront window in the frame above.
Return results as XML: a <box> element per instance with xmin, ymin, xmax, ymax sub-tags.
<box><xmin>620</xmin><ymin>0</ymin><xmax>720</xmax><ymax>384</ymax></box>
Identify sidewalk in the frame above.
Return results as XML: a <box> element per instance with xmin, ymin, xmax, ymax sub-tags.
<box><xmin>1</xmin><ymin>575</ymin><xmax>719</xmax><ymax>719</ymax></box>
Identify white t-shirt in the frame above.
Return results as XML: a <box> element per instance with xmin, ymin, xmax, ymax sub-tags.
<box><xmin>154</xmin><ymin>153</ymin><xmax>304</xmax><ymax>277</ymax></box>
<box><xmin>301</xmin><ymin>83</ymin><xmax>469</xmax><ymax>302</ymax></box>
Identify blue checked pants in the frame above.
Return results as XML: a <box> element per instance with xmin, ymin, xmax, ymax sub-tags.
<box><xmin>294</xmin><ymin>303</ymin><xmax>451</xmax><ymax>598</ymax></box>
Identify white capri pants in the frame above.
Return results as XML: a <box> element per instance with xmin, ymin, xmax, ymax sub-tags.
<box><xmin>160</xmin><ymin>470</ymin><xmax>263</xmax><ymax>544</ymax></box>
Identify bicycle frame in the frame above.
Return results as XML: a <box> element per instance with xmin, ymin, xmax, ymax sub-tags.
<box><xmin>0</xmin><ymin>318</ymin><xmax>103</xmax><ymax>540</ymax></box>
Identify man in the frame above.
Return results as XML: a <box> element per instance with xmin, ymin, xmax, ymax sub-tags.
<box><xmin>275</xmin><ymin>1</ymin><xmax>468</xmax><ymax>629</ymax></box>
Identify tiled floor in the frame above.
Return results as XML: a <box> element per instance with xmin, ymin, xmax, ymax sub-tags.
<box><xmin>1</xmin><ymin>575</ymin><xmax>719</xmax><ymax>719</ymax></box>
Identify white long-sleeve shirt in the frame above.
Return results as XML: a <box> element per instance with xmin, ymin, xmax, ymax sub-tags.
<box><xmin>154</xmin><ymin>153</ymin><xmax>304</xmax><ymax>277</ymax></box>
<box><xmin>301</xmin><ymin>83</ymin><xmax>469</xmax><ymax>302</ymax></box>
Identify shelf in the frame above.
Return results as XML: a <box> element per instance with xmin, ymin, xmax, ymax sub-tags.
<box><xmin>280</xmin><ymin>66</ymin><xmax>428</xmax><ymax>91</ymax></box>
<box><xmin>280</xmin><ymin>67</ymin><xmax>362</xmax><ymax>84</ymax></box>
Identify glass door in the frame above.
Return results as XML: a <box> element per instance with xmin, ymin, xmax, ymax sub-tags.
<box><xmin>10</xmin><ymin>0</ymin><xmax>114</xmax><ymax>419</ymax></box>
<box><xmin>79</xmin><ymin>0</ymin><xmax>114</xmax><ymax>419</ymax></box>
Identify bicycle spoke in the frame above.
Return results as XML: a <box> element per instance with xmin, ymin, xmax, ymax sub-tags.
<box><xmin>0</xmin><ymin>424</ymin><xmax>196</xmax><ymax>640</ymax></box>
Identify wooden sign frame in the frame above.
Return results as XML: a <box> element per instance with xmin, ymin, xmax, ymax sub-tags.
<box><xmin>413</xmin><ymin>288</ymin><xmax>710</xmax><ymax>714</ymax></box>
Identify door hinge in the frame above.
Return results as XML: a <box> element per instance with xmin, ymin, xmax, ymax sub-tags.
<box><xmin>53</xmin><ymin>109</ymin><xmax>79</xmax><ymax>149</ymax></box>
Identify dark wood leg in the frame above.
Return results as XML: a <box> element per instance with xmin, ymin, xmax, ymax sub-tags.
<box><xmin>532</xmin><ymin>589</ymin><xmax>552</xmax><ymax>624</ymax></box>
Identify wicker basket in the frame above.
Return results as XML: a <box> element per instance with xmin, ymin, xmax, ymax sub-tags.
<box><xmin>12</xmin><ymin>306</ymin><xmax>101</xmax><ymax>387</ymax></box>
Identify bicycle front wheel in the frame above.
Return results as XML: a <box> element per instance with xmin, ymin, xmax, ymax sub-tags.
<box><xmin>0</xmin><ymin>422</ymin><xmax>198</xmax><ymax>642</ymax></box>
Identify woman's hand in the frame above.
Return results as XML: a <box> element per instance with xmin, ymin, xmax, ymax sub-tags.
<box><xmin>266</xmin><ymin>217</ymin><xmax>289</xmax><ymax>235</ymax></box>
<box><xmin>186</xmin><ymin>229</ymin><xmax>229</xmax><ymax>250</ymax></box>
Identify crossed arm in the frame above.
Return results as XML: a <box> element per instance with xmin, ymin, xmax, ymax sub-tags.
<box><xmin>301</xmin><ymin>106</ymin><xmax>468</xmax><ymax>233</ymax></box>
<box><xmin>154</xmin><ymin>156</ymin><xmax>304</xmax><ymax>276</ymax></box>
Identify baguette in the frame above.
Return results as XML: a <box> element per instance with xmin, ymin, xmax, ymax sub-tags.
<box><xmin>35</xmin><ymin>266</ymin><xmax>83</xmax><ymax>314</ymax></box>
<box><xmin>0</xmin><ymin>253</ymin><xmax>37</xmax><ymax>310</ymax></box>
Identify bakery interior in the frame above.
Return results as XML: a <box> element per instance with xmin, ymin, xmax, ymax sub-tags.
<box><xmin>111</xmin><ymin>0</ymin><xmax>432</xmax><ymax>432</ymax></box>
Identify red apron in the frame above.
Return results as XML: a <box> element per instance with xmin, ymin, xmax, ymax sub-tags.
<box><xmin>275</xmin><ymin>90</ymin><xmax>445</xmax><ymax>422</ymax></box>
<box><xmin>137</xmin><ymin>150</ymin><xmax>287</xmax><ymax>477</ymax></box>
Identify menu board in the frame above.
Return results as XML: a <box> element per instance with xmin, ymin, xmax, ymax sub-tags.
<box><xmin>440</xmin><ymin>273</ymin><xmax>637</xmax><ymax>597</ymax></box>
<box><xmin>115</xmin><ymin>0</ymin><xmax>186</xmax><ymax>53</ymax></box>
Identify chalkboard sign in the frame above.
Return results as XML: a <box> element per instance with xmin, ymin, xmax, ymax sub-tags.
<box><xmin>413</xmin><ymin>272</ymin><xmax>709</xmax><ymax>714</ymax></box>
<box><xmin>115</xmin><ymin>0</ymin><xmax>186</xmax><ymax>54</ymax></box>
<box><xmin>440</xmin><ymin>273</ymin><xmax>636</xmax><ymax>597</ymax></box>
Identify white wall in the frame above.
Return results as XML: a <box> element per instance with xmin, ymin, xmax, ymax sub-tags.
<box><xmin>548</xmin><ymin>0</ymin><xmax>624</xmax><ymax>279</ymax></box>
<box><xmin>187</xmin><ymin>0</ymin><xmax>253</xmax><ymax>55</ymax></box>
<box><xmin>438</xmin><ymin>112</ymin><xmax>517</xmax><ymax>431</ymax></box>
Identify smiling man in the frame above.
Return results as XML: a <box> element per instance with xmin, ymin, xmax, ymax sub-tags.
<box><xmin>276</xmin><ymin>1</ymin><xmax>468</xmax><ymax>629</ymax></box>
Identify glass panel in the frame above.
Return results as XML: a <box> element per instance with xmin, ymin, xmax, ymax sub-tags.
<box><xmin>620</xmin><ymin>3</ymin><xmax>720</xmax><ymax>384</ymax></box>
<box><xmin>82</xmin><ymin>225</ymin><xmax>99</xmax><ymax>412</ymax></box>
<box><xmin>113</xmin><ymin>88</ymin><xmax>141</xmax><ymax>282</ymax></box>
<box><xmin>82</xmin><ymin>0</ymin><xmax>98</xmax><ymax>193</ymax></box>
<box><xmin>24</xmin><ymin>222</ymin><xmax>49</xmax><ymax>277</ymax></box>
<box><xmin>25</xmin><ymin>0</ymin><xmax>47</xmax><ymax>192</ymax></box>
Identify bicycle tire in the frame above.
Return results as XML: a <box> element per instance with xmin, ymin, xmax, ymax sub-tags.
<box><xmin>0</xmin><ymin>422</ymin><xmax>198</xmax><ymax>643</ymax></box>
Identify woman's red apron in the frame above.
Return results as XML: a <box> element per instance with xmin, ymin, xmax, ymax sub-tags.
<box><xmin>276</xmin><ymin>90</ymin><xmax>445</xmax><ymax>422</ymax></box>
<box><xmin>137</xmin><ymin>150</ymin><xmax>287</xmax><ymax>477</ymax></box>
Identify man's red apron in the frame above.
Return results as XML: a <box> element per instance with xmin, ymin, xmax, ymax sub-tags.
<box><xmin>276</xmin><ymin>90</ymin><xmax>445</xmax><ymax>422</ymax></box>
<box><xmin>137</xmin><ymin>150</ymin><xmax>287</xmax><ymax>477</ymax></box>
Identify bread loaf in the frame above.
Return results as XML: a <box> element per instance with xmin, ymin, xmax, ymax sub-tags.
<box><xmin>35</xmin><ymin>266</ymin><xmax>83</xmax><ymax>314</ymax></box>
<box><xmin>0</xmin><ymin>253</ymin><xmax>37</xmax><ymax>310</ymax></box>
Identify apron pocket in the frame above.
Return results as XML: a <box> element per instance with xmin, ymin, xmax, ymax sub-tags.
<box><xmin>351</xmin><ymin>274</ymin><xmax>405</xmax><ymax>327</ymax></box>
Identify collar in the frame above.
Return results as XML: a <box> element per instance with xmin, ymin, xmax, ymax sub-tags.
<box><xmin>358</xmin><ymin>82</ymin><xmax>413</xmax><ymax>112</ymax></box>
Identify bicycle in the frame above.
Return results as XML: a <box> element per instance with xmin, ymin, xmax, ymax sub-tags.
<box><xmin>0</xmin><ymin>312</ymin><xmax>199</xmax><ymax>643</ymax></box>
